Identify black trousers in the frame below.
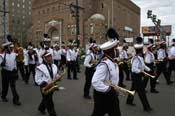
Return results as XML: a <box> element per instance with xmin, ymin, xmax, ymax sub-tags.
<box><xmin>17</xmin><ymin>61</ymin><xmax>25</xmax><ymax>80</ymax></box>
<box><xmin>118</xmin><ymin>65</ymin><xmax>124</xmax><ymax>86</ymax></box>
<box><xmin>26</xmin><ymin>64</ymin><xmax>36</xmax><ymax>83</ymax></box>
<box><xmin>143</xmin><ymin>63</ymin><xmax>155</xmax><ymax>90</ymax></box>
<box><xmin>123</xmin><ymin>62</ymin><xmax>130</xmax><ymax>80</ymax></box>
<box><xmin>1</xmin><ymin>69</ymin><xmax>19</xmax><ymax>102</ymax></box>
<box><xmin>84</xmin><ymin>67</ymin><xmax>95</xmax><ymax>97</ymax></box>
<box><xmin>38</xmin><ymin>88</ymin><xmax>57</xmax><ymax>116</ymax></box>
<box><xmin>91</xmin><ymin>90</ymin><xmax>121</xmax><ymax>116</ymax></box>
<box><xmin>126</xmin><ymin>73</ymin><xmax>151</xmax><ymax>110</ymax></box>
<box><xmin>168</xmin><ymin>59</ymin><xmax>175</xmax><ymax>78</ymax></box>
<box><xmin>67</xmin><ymin>61</ymin><xmax>77</xmax><ymax>79</ymax></box>
<box><xmin>59</xmin><ymin>55</ymin><xmax>66</xmax><ymax>70</ymax></box>
<box><xmin>155</xmin><ymin>61</ymin><xmax>171</xmax><ymax>84</ymax></box>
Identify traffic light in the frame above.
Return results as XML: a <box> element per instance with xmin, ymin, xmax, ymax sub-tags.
<box><xmin>157</xmin><ymin>19</ymin><xmax>161</xmax><ymax>25</ymax></box>
<box><xmin>152</xmin><ymin>15</ymin><xmax>157</xmax><ymax>22</ymax></box>
<box><xmin>147</xmin><ymin>10</ymin><xmax>152</xmax><ymax>18</ymax></box>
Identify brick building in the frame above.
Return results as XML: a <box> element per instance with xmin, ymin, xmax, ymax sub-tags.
<box><xmin>32</xmin><ymin>0</ymin><xmax>140</xmax><ymax>47</ymax></box>
<box><xmin>7</xmin><ymin>0</ymin><xmax>32</xmax><ymax>46</ymax></box>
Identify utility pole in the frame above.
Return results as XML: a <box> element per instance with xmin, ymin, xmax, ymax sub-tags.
<box><xmin>68</xmin><ymin>0</ymin><xmax>84</xmax><ymax>47</ymax></box>
<box><xmin>0</xmin><ymin>0</ymin><xmax>9</xmax><ymax>42</ymax></box>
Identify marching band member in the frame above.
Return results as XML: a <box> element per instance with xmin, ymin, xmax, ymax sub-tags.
<box><xmin>53</xmin><ymin>44</ymin><xmax>62</xmax><ymax>67</ymax></box>
<box><xmin>59</xmin><ymin>43</ymin><xmax>66</xmax><ymax>71</ymax></box>
<box><xmin>26</xmin><ymin>45</ymin><xmax>39</xmax><ymax>85</ymax></box>
<box><xmin>83</xmin><ymin>43</ymin><xmax>98</xmax><ymax>99</ymax></box>
<box><xmin>0</xmin><ymin>42</ymin><xmax>21</xmax><ymax>105</ymax></box>
<box><xmin>155</xmin><ymin>42</ymin><xmax>173</xmax><ymax>85</ymax></box>
<box><xmin>168</xmin><ymin>39</ymin><xmax>175</xmax><ymax>79</ymax></box>
<box><xmin>35</xmin><ymin>52</ymin><xmax>58</xmax><ymax>116</ymax></box>
<box><xmin>91</xmin><ymin>28</ymin><xmax>121</xmax><ymax>116</ymax></box>
<box><xmin>143</xmin><ymin>44</ymin><xmax>159</xmax><ymax>93</ymax></box>
<box><xmin>114</xmin><ymin>47</ymin><xmax>126</xmax><ymax>88</ymax></box>
<box><xmin>66</xmin><ymin>42</ymin><xmax>78</xmax><ymax>80</ymax></box>
<box><xmin>120</xmin><ymin>43</ymin><xmax>130</xmax><ymax>80</ymax></box>
<box><xmin>126</xmin><ymin>37</ymin><xmax>152</xmax><ymax>112</ymax></box>
<box><xmin>14</xmin><ymin>43</ymin><xmax>25</xmax><ymax>81</ymax></box>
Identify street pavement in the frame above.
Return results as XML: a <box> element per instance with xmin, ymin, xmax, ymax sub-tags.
<box><xmin>0</xmin><ymin>65</ymin><xmax>175</xmax><ymax>116</ymax></box>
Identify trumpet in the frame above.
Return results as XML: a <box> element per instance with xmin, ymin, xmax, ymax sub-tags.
<box><xmin>153</xmin><ymin>59</ymin><xmax>163</xmax><ymax>64</ymax></box>
<box><xmin>89</xmin><ymin>60</ymin><xmax>99</xmax><ymax>67</ymax></box>
<box><xmin>142</xmin><ymin>71</ymin><xmax>155</xmax><ymax>78</ymax></box>
<box><xmin>104</xmin><ymin>81</ymin><xmax>135</xmax><ymax>96</ymax></box>
<box><xmin>42</xmin><ymin>69</ymin><xmax>66</xmax><ymax>95</ymax></box>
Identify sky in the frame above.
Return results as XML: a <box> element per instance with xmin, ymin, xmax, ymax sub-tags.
<box><xmin>131</xmin><ymin>0</ymin><xmax>175</xmax><ymax>39</ymax></box>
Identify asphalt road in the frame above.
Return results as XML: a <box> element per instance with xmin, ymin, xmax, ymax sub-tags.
<box><xmin>0</xmin><ymin>65</ymin><xmax>175</xmax><ymax>116</ymax></box>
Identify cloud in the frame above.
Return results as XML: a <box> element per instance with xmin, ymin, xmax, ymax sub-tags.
<box><xmin>131</xmin><ymin>0</ymin><xmax>175</xmax><ymax>38</ymax></box>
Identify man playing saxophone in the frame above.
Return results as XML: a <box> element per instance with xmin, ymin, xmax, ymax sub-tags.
<box><xmin>35</xmin><ymin>51</ymin><xmax>59</xmax><ymax>116</ymax></box>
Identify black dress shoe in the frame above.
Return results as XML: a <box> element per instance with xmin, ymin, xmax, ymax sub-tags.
<box><xmin>73</xmin><ymin>78</ymin><xmax>78</xmax><ymax>80</ymax></box>
<box><xmin>167</xmin><ymin>81</ymin><xmax>173</xmax><ymax>85</ymax></box>
<box><xmin>144</xmin><ymin>107</ymin><xmax>153</xmax><ymax>112</ymax></box>
<box><xmin>126</xmin><ymin>102</ymin><xmax>136</xmax><ymax>106</ymax></box>
<box><xmin>2</xmin><ymin>98</ymin><xmax>8</xmax><ymax>102</ymax></box>
<box><xmin>150</xmin><ymin>89</ymin><xmax>159</xmax><ymax>93</ymax></box>
<box><xmin>13</xmin><ymin>101</ymin><xmax>21</xmax><ymax>106</ymax></box>
<box><xmin>84</xmin><ymin>96</ymin><xmax>92</xmax><ymax>99</ymax></box>
<box><xmin>67</xmin><ymin>77</ymin><xmax>72</xmax><ymax>80</ymax></box>
<box><xmin>38</xmin><ymin>109</ymin><xmax>46</xmax><ymax>114</ymax></box>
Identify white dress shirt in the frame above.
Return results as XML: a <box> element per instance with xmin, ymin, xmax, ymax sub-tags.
<box><xmin>35</xmin><ymin>63</ymin><xmax>59</xmax><ymax>85</ymax></box>
<box><xmin>169</xmin><ymin>46</ymin><xmax>175</xmax><ymax>58</ymax></box>
<box><xmin>157</xmin><ymin>49</ymin><xmax>166</xmax><ymax>60</ymax></box>
<box><xmin>131</xmin><ymin>55</ymin><xmax>150</xmax><ymax>74</ymax></box>
<box><xmin>66</xmin><ymin>49</ymin><xmax>77</xmax><ymax>61</ymax></box>
<box><xmin>120</xmin><ymin>50</ymin><xmax>128</xmax><ymax>59</ymax></box>
<box><xmin>53</xmin><ymin>49</ymin><xmax>62</xmax><ymax>60</ymax></box>
<box><xmin>145</xmin><ymin>51</ymin><xmax>155</xmax><ymax>64</ymax></box>
<box><xmin>92</xmin><ymin>58</ymin><xmax>119</xmax><ymax>93</ymax></box>
<box><xmin>84</xmin><ymin>51</ymin><xmax>95</xmax><ymax>68</ymax></box>
<box><xmin>0</xmin><ymin>52</ymin><xmax>17</xmax><ymax>71</ymax></box>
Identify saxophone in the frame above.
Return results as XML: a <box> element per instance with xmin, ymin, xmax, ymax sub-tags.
<box><xmin>42</xmin><ymin>69</ymin><xmax>66</xmax><ymax>95</ymax></box>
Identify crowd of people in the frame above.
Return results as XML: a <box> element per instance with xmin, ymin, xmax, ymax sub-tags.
<box><xmin>0</xmin><ymin>28</ymin><xmax>175</xmax><ymax>116</ymax></box>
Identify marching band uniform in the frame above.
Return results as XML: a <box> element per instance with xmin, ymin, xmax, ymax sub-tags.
<box><xmin>35</xmin><ymin>52</ymin><xmax>58</xmax><ymax>116</ymax></box>
<box><xmin>155</xmin><ymin>43</ymin><xmax>173</xmax><ymax>85</ymax></box>
<box><xmin>91</xmin><ymin>28</ymin><xmax>121</xmax><ymax>116</ymax></box>
<box><xmin>23</xmin><ymin>47</ymin><xmax>29</xmax><ymax>84</ymax></box>
<box><xmin>83</xmin><ymin>43</ymin><xmax>98</xmax><ymax>99</ymax></box>
<box><xmin>126</xmin><ymin>37</ymin><xmax>152</xmax><ymax>112</ymax></box>
<box><xmin>115</xmin><ymin>49</ymin><xmax>126</xmax><ymax>87</ymax></box>
<box><xmin>53</xmin><ymin>45</ymin><xmax>62</xmax><ymax>67</ymax></box>
<box><xmin>66</xmin><ymin>44</ymin><xmax>77</xmax><ymax>80</ymax></box>
<box><xmin>59</xmin><ymin>45</ymin><xmax>66</xmax><ymax>70</ymax></box>
<box><xmin>26</xmin><ymin>46</ymin><xmax>39</xmax><ymax>85</ymax></box>
<box><xmin>120</xmin><ymin>45</ymin><xmax>130</xmax><ymax>80</ymax></box>
<box><xmin>168</xmin><ymin>39</ymin><xmax>175</xmax><ymax>79</ymax></box>
<box><xmin>0</xmin><ymin>42</ymin><xmax>21</xmax><ymax>105</ymax></box>
<box><xmin>143</xmin><ymin>44</ymin><xmax>159</xmax><ymax>93</ymax></box>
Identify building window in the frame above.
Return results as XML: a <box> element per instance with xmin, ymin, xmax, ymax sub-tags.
<box><xmin>23</xmin><ymin>0</ymin><xmax>25</xmax><ymax>3</ymax></box>
<box><xmin>12</xmin><ymin>2</ymin><xmax>15</xmax><ymax>6</ymax></box>
<box><xmin>29</xmin><ymin>12</ymin><xmax>31</xmax><ymax>15</ymax></box>
<box><xmin>17</xmin><ymin>3</ymin><xmax>20</xmax><ymax>7</ymax></box>
<box><xmin>23</xmin><ymin>5</ymin><xmax>25</xmax><ymax>8</ymax></box>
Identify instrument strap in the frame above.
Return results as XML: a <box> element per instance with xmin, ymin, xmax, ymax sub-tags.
<box><xmin>45</xmin><ymin>64</ymin><xmax>53</xmax><ymax>79</ymax></box>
